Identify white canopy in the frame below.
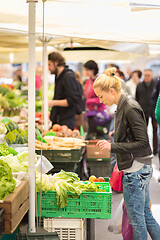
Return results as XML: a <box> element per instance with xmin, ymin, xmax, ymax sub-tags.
<box><xmin>0</xmin><ymin>0</ymin><xmax>160</xmax><ymax>62</ymax></box>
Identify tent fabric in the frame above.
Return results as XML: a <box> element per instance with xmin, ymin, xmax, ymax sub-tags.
<box><xmin>0</xmin><ymin>48</ymin><xmax>142</xmax><ymax>64</ymax></box>
<box><xmin>1</xmin><ymin>0</ymin><xmax>160</xmax><ymax>44</ymax></box>
<box><xmin>0</xmin><ymin>0</ymin><xmax>160</xmax><ymax>63</ymax></box>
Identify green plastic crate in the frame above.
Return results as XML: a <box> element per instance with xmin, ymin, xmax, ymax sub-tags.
<box><xmin>86</xmin><ymin>158</ymin><xmax>110</xmax><ymax>162</ymax></box>
<box><xmin>35</xmin><ymin>148</ymin><xmax>84</xmax><ymax>163</ymax></box>
<box><xmin>37</xmin><ymin>182</ymin><xmax>112</xmax><ymax>219</ymax></box>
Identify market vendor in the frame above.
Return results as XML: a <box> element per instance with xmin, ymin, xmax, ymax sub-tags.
<box><xmin>93</xmin><ymin>67</ymin><xmax>160</xmax><ymax>240</ymax></box>
<box><xmin>48</xmin><ymin>52</ymin><xmax>80</xmax><ymax>130</ymax></box>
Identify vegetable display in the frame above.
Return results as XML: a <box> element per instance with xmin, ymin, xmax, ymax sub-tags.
<box><xmin>0</xmin><ymin>143</ymin><xmax>18</xmax><ymax>156</ymax></box>
<box><xmin>0</xmin><ymin>86</ymin><xmax>27</xmax><ymax>117</ymax></box>
<box><xmin>36</xmin><ymin>170</ymin><xmax>105</xmax><ymax>208</ymax></box>
<box><xmin>35</xmin><ymin>136</ymin><xmax>86</xmax><ymax>150</ymax></box>
<box><xmin>0</xmin><ymin>152</ymin><xmax>37</xmax><ymax>173</ymax></box>
<box><xmin>5</xmin><ymin>129</ymin><xmax>28</xmax><ymax>145</ymax></box>
<box><xmin>0</xmin><ymin>159</ymin><xmax>16</xmax><ymax>199</ymax></box>
<box><xmin>5</xmin><ymin>120</ymin><xmax>19</xmax><ymax>133</ymax></box>
<box><xmin>4</xmin><ymin>120</ymin><xmax>43</xmax><ymax>145</ymax></box>
<box><xmin>0</xmin><ymin>122</ymin><xmax>7</xmax><ymax>135</ymax></box>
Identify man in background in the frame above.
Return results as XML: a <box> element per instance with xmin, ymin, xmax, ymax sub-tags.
<box><xmin>48</xmin><ymin>52</ymin><xmax>79</xmax><ymax>130</ymax></box>
<box><xmin>136</xmin><ymin>69</ymin><xmax>157</xmax><ymax>154</ymax></box>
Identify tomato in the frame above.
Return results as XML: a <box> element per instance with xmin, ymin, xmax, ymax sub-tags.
<box><xmin>97</xmin><ymin>177</ymin><xmax>105</xmax><ymax>182</ymax></box>
<box><xmin>89</xmin><ymin>175</ymin><xmax>97</xmax><ymax>182</ymax></box>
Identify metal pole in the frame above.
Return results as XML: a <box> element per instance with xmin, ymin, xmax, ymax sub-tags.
<box><xmin>27</xmin><ymin>0</ymin><xmax>37</xmax><ymax>233</ymax></box>
<box><xmin>43</xmin><ymin>41</ymin><xmax>49</xmax><ymax>131</ymax></box>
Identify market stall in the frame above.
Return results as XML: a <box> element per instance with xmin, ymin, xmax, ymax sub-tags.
<box><xmin>0</xmin><ymin>116</ymin><xmax>112</xmax><ymax>239</ymax></box>
<box><xmin>1</xmin><ymin>1</ymin><xmax>160</xmax><ymax>239</ymax></box>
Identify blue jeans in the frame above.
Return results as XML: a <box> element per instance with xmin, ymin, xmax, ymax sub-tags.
<box><xmin>123</xmin><ymin>165</ymin><xmax>160</xmax><ymax>240</ymax></box>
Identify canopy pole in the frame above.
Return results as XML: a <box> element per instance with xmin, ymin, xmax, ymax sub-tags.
<box><xmin>27</xmin><ymin>0</ymin><xmax>37</xmax><ymax>233</ymax></box>
<box><xmin>43</xmin><ymin>41</ymin><xmax>49</xmax><ymax>131</ymax></box>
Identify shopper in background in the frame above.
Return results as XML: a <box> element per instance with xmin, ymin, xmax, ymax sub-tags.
<box><xmin>48</xmin><ymin>52</ymin><xmax>79</xmax><ymax>130</ymax></box>
<box><xmin>136</xmin><ymin>69</ymin><xmax>157</xmax><ymax>155</ymax></box>
<box><xmin>94</xmin><ymin>67</ymin><xmax>160</xmax><ymax>240</ymax></box>
<box><xmin>13</xmin><ymin>68</ymin><xmax>23</xmax><ymax>89</ymax></box>
<box><xmin>83</xmin><ymin>60</ymin><xmax>107</xmax><ymax>139</ymax></box>
<box><xmin>35</xmin><ymin>65</ymin><xmax>42</xmax><ymax>90</ymax></box>
<box><xmin>126</xmin><ymin>70</ymin><xmax>142</xmax><ymax>98</ymax></box>
<box><xmin>115</xmin><ymin>70</ymin><xmax>131</xmax><ymax>96</ymax></box>
<box><xmin>74</xmin><ymin>71</ymin><xmax>87</xmax><ymax>131</ymax></box>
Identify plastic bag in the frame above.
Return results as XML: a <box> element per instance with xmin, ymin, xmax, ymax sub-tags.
<box><xmin>36</xmin><ymin>155</ymin><xmax>54</xmax><ymax>174</ymax></box>
<box><xmin>122</xmin><ymin>202</ymin><xmax>133</xmax><ymax>240</ymax></box>
<box><xmin>109</xmin><ymin>163</ymin><xmax>123</xmax><ymax>192</ymax></box>
<box><xmin>108</xmin><ymin>198</ymin><xmax>123</xmax><ymax>234</ymax></box>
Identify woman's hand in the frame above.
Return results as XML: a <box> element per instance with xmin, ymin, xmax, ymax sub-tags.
<box><xmin>96</xmin><ymin>140</ymin><xmax>111</xmax><ymax>152</ymax></box>
<box><xmin>108</xmin><ymin>130</ymin><xmax>114</xmax><ymax>138</ymax></box>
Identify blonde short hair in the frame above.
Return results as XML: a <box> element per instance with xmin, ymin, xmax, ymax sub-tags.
<box><xmin>93</xmin><ymin>67</ymin><xmax>122</xmax><ymax>92</ymax></box>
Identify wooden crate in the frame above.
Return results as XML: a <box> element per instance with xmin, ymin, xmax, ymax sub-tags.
<box><xmin>0</xmin><ymin>180</ymin><xmax>29</xmax><ymax>234</ymax></box>
<box><xmin>86</xmin><ymin>140</ymin><xmax>110</xmax><ymax>161</ymax></box>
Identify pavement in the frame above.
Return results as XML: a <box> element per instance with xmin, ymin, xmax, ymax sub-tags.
<box><xmin>95</xmin><ymin>119</ymin><xmax>160</xmax><ymax>240</ymax></box>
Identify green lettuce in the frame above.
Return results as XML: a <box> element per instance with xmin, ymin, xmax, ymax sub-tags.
<box><xmin>0</xmin><ymin>152</ymin><xmax>37</xmax><ymax>173</ymax></box>
<box><xmin>36</xmin><ymin>170</ymin><xmax>105</xmax><ymax>208</ymax></box>
<box><xmin>53</xmin><ymin>170</ymin><xmax>80</xmax><ymax>183</ymax></box>
<box><xmin>0</xmin><ymin>159</ymin><xmax>16</xmax><ymax>199</ymax></box>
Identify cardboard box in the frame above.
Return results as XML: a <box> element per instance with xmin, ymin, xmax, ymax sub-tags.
<box><xmin>86</xmin><ymin>140</ymin><xmax>110</xmax><ymax>161</ymax></box>
<box><xmin>0</xmin><ymin>180</ymin><xmax>29</xmax><ymax>234</ymax></box>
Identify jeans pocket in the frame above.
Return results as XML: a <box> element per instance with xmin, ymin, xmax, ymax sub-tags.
<box><xmin>137</xmin><ymin>172</ymin><xmax>151</xmax><ymax>190</ymax></box>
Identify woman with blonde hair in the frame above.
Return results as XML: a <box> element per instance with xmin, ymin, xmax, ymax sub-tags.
<box><xmin>94</xmin><ymin>67</ymin><xmax>160</xmax><ymax>240</ymax></box>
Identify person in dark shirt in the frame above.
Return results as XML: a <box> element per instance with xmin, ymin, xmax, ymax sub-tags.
<box><xmin>136</xmin><ymin>69</ymin><xmax>157</xmax><ymax>155</ymax></box>
<box><xmin>48</xmin><ymin>52</ymin><xmax>79</xmax><ymax>130</ymax></box>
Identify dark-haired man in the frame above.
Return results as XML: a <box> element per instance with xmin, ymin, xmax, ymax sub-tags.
<box><xmin>48</xmin><ymin>52</ymin><xmax>79</xmax><ymax>130</ymax></box>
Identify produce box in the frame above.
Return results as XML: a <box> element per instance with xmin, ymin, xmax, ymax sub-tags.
<box><xmin>44</xmin><ymin>218</ymin><xmax>86</xmax><ymax>240</ymax></box>
<box><xmin>37</xmin><ymin>182</ymin><xmax>112</xmax><ymax>219</ymax></box>
<box><xmin>86</xmin><ymin>140</ymin><xmax>110</xmax><ymax>161</ymax></box>
<box><xmin>0</xmin><ymin>180</ymin><xmax>29</xmax><ymax>234</ymax></box>
<box><xmin>87</xmin><ymin>161</ymin><xmax>112</xmax><ymax>177</ymax></box>
<box><xmin>0</xmin><ymin>208</ymin><xmax>4</xmax><ymax>236</ymax></box>
<box><xmin>16</xmin><ymin>233</ymin><xmax>59</xmax><ymax>240</ymax></box>
<box><xmin>35</xmin><ymin>147</ymin><xmax>85</xmax><ymax>163</ymax></box>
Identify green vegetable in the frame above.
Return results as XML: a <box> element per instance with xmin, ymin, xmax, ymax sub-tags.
<box><xmin>37</xmin><ymin>136</ymin><xmax>47</xmax><ymax>143</ymax></box>
<box><xmin>53</xmin><ymin>170</ymin><xmax>80</xmax><ymax>183</ymax></box>
<box><xmin>0</xmin><ymin>143</ymin><xmax>18</xmax><ymax>157</ymax></box>
<box><xmin>36</xmin><ymin>170</ymin><xmax>105</xmax><ymax>208</ymax></box>
<box><xmin>0</xmin><ymin>155</ymin><xmax>22</xmax><ymax>172</ymax></box>
<box><xmin>0</xmin><ymin>152</ymin><xmax>37</xmax><ymax>173</ymax></box>
<box><xmin>73</xmin><ymin>181</ymin><xmax>105</xmax><ymax>192</ymax></box>
<box><xmin>35</xmin><ymin>100</ymin><xmax>42</xmax><ymax>112</ymax></box>
<box><xmin>0</xmin><ymin>143</ymin><xmax>9</xmax><ymax>156</ymax></box>
<box><xmin>35</xmin><ymin>128</ymin><xmax>42</xmax><ymax>139</ymax></box>
<box><xmin>5</xmin><ymin>120</ymin><xmax>19</xmax><ymax>133</ymax></box>
<box><xmin>4</xmin><ymin>129</ymin><xmax>28</xmax><ymax>145</ymax></box>
<box><xmin>0</xmin><ymin>94</ymin><xmax>9</xmax><ymax>108</ymax></box>
<box><xmin>0</xmin><ymin>86</ymin><xmax>11</xmax><ymax>96</ymax></box>
<box><xmin>0</xmin><ymin>159</ymin><xmax>16</xmax><ymax>199</ymax></box>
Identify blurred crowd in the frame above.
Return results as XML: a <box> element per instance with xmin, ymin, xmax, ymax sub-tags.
<box><xmin>2</xmin><ymin>51</ymin><xmax>160</xmax><ymax>180</ymax></box>
<box><xmin>46</xmin><ymin>52</ymin><xmax>160</xmax><ymax>181</ymax></box>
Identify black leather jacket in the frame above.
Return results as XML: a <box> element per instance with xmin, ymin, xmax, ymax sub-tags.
<box><xmin>111</xmin><ymin>93</ymin><xmax>152</xmax><ymax>171</ymax></box>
